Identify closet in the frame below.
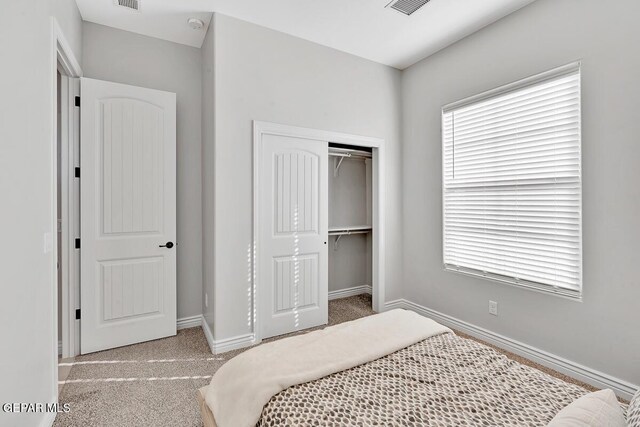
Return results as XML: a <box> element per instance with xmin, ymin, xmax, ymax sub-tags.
<box><xmin>255</xmin><ymin>121</ymin><xmax>382</xmax><ymax>340</ymax></box>
<box><xmin>328</xmin><ymin>144</ymin><xmax>373</xmax><ymax>302</ymax></box>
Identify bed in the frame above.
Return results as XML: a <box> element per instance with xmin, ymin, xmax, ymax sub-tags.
<box><xmin>198</xmin><ymin>310</ymin><xmax>629</xmax><ymax>427</ymax></box>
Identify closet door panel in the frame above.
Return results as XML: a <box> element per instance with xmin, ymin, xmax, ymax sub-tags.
<box><xmin>259</xmin><ymin>134</ymin><xmax>328</xmax><ymax>339</ymax></box>
<box><xmin>273</xmin><ymin>254</ymin><xmax>319</xmax><ymax>313</ymax></box>
<box><xmin>274</xmin><ymin>152</ymin><xmax>318</xmax><ymax>235</ymax></box>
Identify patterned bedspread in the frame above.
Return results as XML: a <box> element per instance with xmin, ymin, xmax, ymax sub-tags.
<box><xmin>256</xmin><ymin>332</ymin><xmax>618</xmax><ymax>426</ymax></box>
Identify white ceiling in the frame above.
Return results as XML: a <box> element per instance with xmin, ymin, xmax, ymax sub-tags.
<box><xmin>75</xmin><ymin>0</ymin><xmax>536</xmax><ymax>69</ymax></box>
<box><xmin>75</xmin><ymin>0</ymin><xmax>214</xmax><ymax>48</ymax></box>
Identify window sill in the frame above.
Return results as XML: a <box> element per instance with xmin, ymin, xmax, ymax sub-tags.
<box><xmin>443</xmin><ymin>265</ymin><xmax>583</xmax><ymax>302</ymax></box>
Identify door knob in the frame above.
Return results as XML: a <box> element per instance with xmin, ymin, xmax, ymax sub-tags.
<box><xmin>159</xmin><ymin>241</ymin><xmax>174</xmax><ymax>249</ymax></box>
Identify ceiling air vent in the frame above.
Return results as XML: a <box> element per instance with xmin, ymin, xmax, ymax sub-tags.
<box><xmin>386</xmin><ymin>0</ymin><xmax>431</xmax><ymax>16</ymax></box>
<box><xmin>114</xmin><ymin>0</ymin><xmax>140</xmax><ymax>12</ymax></box>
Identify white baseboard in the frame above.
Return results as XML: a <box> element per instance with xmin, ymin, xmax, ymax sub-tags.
<box><xmin>385</xmin><ymin>299</ymin><xmax>638</xmax><ymax>401</ymax></box>
<box><xmin>196</xmin><ymin>285</ymin><xmax>372</xmax><ymax>355</ymax></box>
<box><xmin>211</xmin><ymin>333</ymin><xmax>256</xmax><ymax>354</ymax></box>
<box><xmin>328</xmin><ymin>285</ymin><xmax>372</xmax><ymax>301</ymax></box>
<box><xmin>201</xmin><ymin>315</ymin><xmax>216</xmax><ymax>352</ymax></box>
<box><xmin>177</xmin><ymin>315</ymin><xmax>202</xmax><ymax>330</ymax></box>
<box><xmin>200</xmin><ymin>315</ymin><xmax>256</xmax><ymax>355</ymax></box>
<box><xmin>59</xmin><ymin>317</ymin><xmax>199</xmax><ymax>357</ymax></box>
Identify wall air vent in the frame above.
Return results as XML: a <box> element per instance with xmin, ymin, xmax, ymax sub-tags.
<box><xmin>386</xmin><ymin>0</ymin><xmax>431</xmax><ymax>16</ymax></box>
<box><xmin>114</xmin><ymin>0</ymin><xmax>140</xmax><ymax>12</ymax></box>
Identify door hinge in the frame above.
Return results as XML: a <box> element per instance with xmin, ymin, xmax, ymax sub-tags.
<box><xmin>75</xmin><ymin>238</ymin><xmax>81</xmax><ymax>249</ymax></box>
<box><xmin>75</xmin><ymin>309</ymin><xmax>81</xmax><ymax>320</ymax></box>
<box><xmin>75</xmin><ymin>96</ymin><xmax>80</xmax><ymax>107</ymax></box>
<box><xmin>74</xmin><ymin>167</ymin><xmax>80</xmax><ymax>178</ymax></box>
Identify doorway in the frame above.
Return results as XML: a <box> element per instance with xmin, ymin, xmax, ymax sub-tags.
<box><xmin>328</xmin><ymin>143</ymin><xmax>373</xmax><ymax>301</ymax></box>
<box><xmin>53</xmin><ymin>20</ymin><xmax>83</xmax><ymax>401</ymax></box>
<box><xmin>53</xmin><ymin>48</ymin><xmax>178</xmax><ymax>362</ymax></box>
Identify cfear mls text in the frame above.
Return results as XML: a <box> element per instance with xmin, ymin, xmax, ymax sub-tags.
<box><xmin>2</xmin><ymin>402</ymin><xmax>71</xmax><ymax>413</ymax></box>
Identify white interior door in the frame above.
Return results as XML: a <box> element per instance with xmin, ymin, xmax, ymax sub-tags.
<box><xmin>259</xmin><ymin>134</ymin><xmax>328</xmax><ymax>339</ymax></box>
<box><xmin>80</xmin><ymin>78</ymin><xmax>176</xmax><ymax>354</ymax></box>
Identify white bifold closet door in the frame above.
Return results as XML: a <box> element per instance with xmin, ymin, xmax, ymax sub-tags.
<box><xmin>80</xmin><ymin>78</ymin><xmax>177</xmax><ymax>354</ymax></box>
<box><xmin>259</xmin><ymin>134</ymin><xmax>328</xmax><ymax>339</ymax></box>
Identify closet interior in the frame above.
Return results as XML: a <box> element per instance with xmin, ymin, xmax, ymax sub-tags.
<box><xmin>328</xmin><ymin>143</ymin><xmax>373</xmax><ymax>304</ymax></box>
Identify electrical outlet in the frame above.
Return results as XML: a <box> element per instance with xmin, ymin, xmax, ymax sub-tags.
<box><xmin>205</xmin><ymin>293</ymin><xmax>208</xmax><ymax>308</ymax></box>
<box><xmin>489</xmin><ymin>300</ymin><xmax>498</xmax><ymax>316</ymax></box>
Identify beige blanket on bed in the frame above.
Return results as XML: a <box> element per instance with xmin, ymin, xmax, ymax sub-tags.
<box><xmin>205</xmin><ymin>309</ymin><xmax>451</xmax><ymax>427</ymax></box>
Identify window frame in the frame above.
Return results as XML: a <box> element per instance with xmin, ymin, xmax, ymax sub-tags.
<box><xmin>441</xmin><ymin>62</ymin><xmax>583</xmax><ymax>300</ymax></box>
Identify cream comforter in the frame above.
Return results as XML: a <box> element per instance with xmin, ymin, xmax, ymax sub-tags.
<box><xmin>204</xmin><ymin>309</ymin><xmax>451</xmax><ymax>427</ymax></box>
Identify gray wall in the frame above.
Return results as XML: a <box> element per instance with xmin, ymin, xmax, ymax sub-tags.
<box><xmin>0</xmin><ymin>0</ymin><xmax>83</xmax><ymax>425</ymax></box>
<box><xmin>54</xmin><ymin>0</ymin><xmax>83</xmax><ymax>62</ymax></box>
<box><xmin>329</xmin><ymin>235</ymin><xmax>371</xmax><ymax>292</ymax></box>
<box><xmin>329</xmin><ymin>157</ymin><xmax>372</xmax><ymax>292</ymax></box>
<box><xmin>402</xmin><ymin>0</ymin><xmax>640</xmax><ymax>386</ymax></box>
<box><xmin>205</xmin><ymin>13</ymin><xmax>403</xmax><ymax>339</ymax></box>
<box><xmin>329</xmin><ymin>157</ymin><xmax>370</xmax><ymax>227</ymax></box>
<box><xmin>201</xmin><ymin>23</ymin><xmax>215</xmax><ymax>328</ymax></box>
<box><xmin>82</xmin><ymin>22</ymin><xmax>203</xmax><ymax>320</ymax></box>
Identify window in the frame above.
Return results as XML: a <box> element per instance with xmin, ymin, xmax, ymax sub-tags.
<box><xmin>442</xmin><ymin>64</ymin><xmax>582</xmax><ymax>298</ymax></box>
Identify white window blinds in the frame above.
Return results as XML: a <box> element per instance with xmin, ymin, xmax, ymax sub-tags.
<box><xmin>442</xmin><ymin>64</ymin><xmax>582</xmax><ymax>297</ymax></box>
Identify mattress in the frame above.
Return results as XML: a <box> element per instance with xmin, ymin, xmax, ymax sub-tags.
<box><xmin>199</xmin><ymin>331</ymin><xmax>626</xmax><ymax>426</ymax></box>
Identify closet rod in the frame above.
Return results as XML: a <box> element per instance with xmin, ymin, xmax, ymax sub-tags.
<box><xmin>328</xmin><ymin>151</ymin><xmax>372</xmax><ymax>159</ymax></box>
<box><xmin>328</xmin><ymin>229</ymin><xmax>371</xmax><ymax>236</ymax></box>
<box><xmin>330</xmin><ymin>151</ymin><xmax>371</xmax><ymax>177</ymax></box>
<box><xmin>329</xmin><ymin>227</ymin><xmax>372</xmax><ymax>250</ymax></box>
<box><xmin>331</xmin><ymin>231</ymin><xmax>370</xmax><ymax>250</ymax></box>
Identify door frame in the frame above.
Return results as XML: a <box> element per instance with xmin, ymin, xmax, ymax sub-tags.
<box><xmin>252</xmin><ymin>121</ymin><xmax>385</xmax><ymax>343</ymax></box>
<box><xmin>52</xmin><ymin>16</ymin><xmax>82</xmax><ymax>400</ymax></box>
<box><xmin>57</xmin><ymin>70</ymin><xmax>81</xmax><ymax>360</ymax></box>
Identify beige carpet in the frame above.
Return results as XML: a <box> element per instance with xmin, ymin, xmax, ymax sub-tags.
<box><xmin>55</xmin><ymin>294</ymin><xmax>601</xmax><ymax>426</ymax></box>
<box><xmin>54</xmin><ymin>295</ymin><xmax>374</xmax><ymax>426</ymax></box>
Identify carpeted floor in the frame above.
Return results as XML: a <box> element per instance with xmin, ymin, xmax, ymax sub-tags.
<box><xmin>55</xmin><ymin>294</ymin><xmax>601</xmax><ymax>426</ymax></box>
<box><xmin>54</xmin><ymin>294</ymin><xmax>374</xmax><ymax>426</ymax></box>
